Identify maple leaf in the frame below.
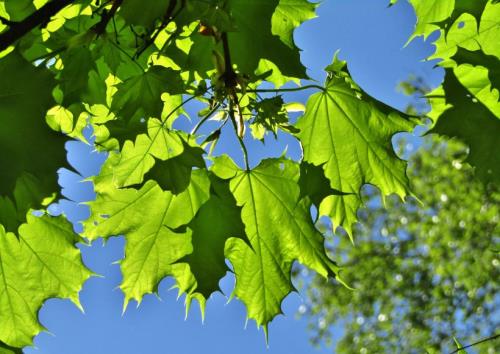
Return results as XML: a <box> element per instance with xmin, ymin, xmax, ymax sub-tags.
<box><xmin>0</xmin><ymin>214</ymin><xmax>91</xmax><ymax>347</ymax></box>
<box><xmin>118</xmin><ymin>0</ymin><xmax>173</xmax><ymax>28</ymax></box>
<box><xmin>102</xmin><ymin>118</ymin><xmax>187</xmax><ymax>188</ymax></box>
<box><xmin>272</xmin><ymin>0</ymin><xmax>317</xmax><ymax>49</ymax></box>
<box><xmin>83</xmin><ymin>172</ymin><xmax>210</xmax><ymax>308</ymax></box>
<box><xmin>429</xmin><ymin>69</ymin><xmax>500</xmax><ymax>185</ymax></box>
<box><xmin>111</xmin><ymin>66</ymin><xmax>184</xmax><ymax>122</ymax></box>
<box><xmin>212</xmin><ymin>156</ymin><xmax>338</xmax><ymax>332</ymax></box>
<box><xmin>0</xmin><ymin>340</ymin><xmax>23</xmax><ymax>354</ymax></box>
<box><xmin>453</xmin><ymin>48</ymin><xmax>500</xmax><ymax>90</ymax></box>
<box><xmin>296</xmin><ymin>57</ymin><xmax>415</xmax><ymax>236</ymax></box>
<box><xmin>144</xmin><ymin>140</ymin><xmax>206</xmax><ymax>194</ymax></box>
<box><xmin>0</xmin><ymin>51</ymin><xmax>66</xmax><ymax>226</ymax></box>
<box><xmin>172</xmin><ymin>175</ymin><xmax>248</xmax><ymax>313</ymax></box>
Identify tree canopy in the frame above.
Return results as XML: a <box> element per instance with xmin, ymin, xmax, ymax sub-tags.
<box><xmin>301</xmin><ymin>135</ymin><xmax>499</xmax><ymax>353</ymax></box>
<box><xmin>0</xmin><ymin>0</ymin><xmax>498</xmax><ymax>351</ymax></box>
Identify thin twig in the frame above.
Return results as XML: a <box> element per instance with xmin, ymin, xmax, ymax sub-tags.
<box><xmin>30</xmin><ymin>46</ymin><xmax>65</xmax><ymax>64</ymax></box>
<box><xmin>163</xmin><ymin>85</ymin><xmax>212</xmax><ymax>125</ymax></box>
<box><xmin>448</xmin><ymin>333</ymin><xmax>500</xmax><ymax>354</ymax></box>
<box><xmin>135</xmin><ymin>0</ymin><xmax>183</xmax><ymax>58</ymax></box>
<box><xmin>108</xmin><ymin>39</ymin><xmax>143</xmax><ymax>72</ymax></box>
<box><xmin>229</xmin><ymin>99</ymin><xmax>250</xmax><ymax>171</ymax></box>
<box><xmin>191</xmin><ymin>103</ymin><xmax>221</xmax><ymax>135</ymax></box>
<box><xmin>245</xmin><ymin>84</ymin><xmax>326</xmax><ymax>94</ymax></box>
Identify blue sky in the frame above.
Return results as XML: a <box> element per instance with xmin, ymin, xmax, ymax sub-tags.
<box><xmin>25</xmin><ymin>1</ymin><xmax>443</xmax><ymax>353</ymax></box>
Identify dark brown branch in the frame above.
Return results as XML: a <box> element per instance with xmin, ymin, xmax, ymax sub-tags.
<box><xmin>220</xmin><ymin>32</ymin><xmax>245</xmax><ymax>139</ymax></box>
<box><xmin>0</xmin><ymin>0</ymin><xmax>74</xmax><ymax>52</ymax></box>
<box><xmin>134</xmin><ymin>0</ymin><xmax>180</xmax><ymax>58</ymax></box>
<box><xmin>0</xmin><ymin>15</ymin><xmax>15</xmax><ymax>26</ymax></box>
<box><xmin>220</xmin><ymin>32</ymin><xmax>237</xmax><ymax>87</ymax></box>
<box><xmin>92</xmin><ymin>0</ymin><xmax>124</xmax><ymax>36</ymax></box>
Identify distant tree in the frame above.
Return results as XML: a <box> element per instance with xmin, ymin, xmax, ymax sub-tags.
<box><xmin>301</xmin><ymin>136</ymin><xmax>499</xmax><ymax>353</ymax></box>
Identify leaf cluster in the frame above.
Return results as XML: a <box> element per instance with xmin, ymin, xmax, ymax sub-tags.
<box><xmin>0</xmin><ymin>0</ymin><xmax>497</xmax><ymax>350</ymax></box>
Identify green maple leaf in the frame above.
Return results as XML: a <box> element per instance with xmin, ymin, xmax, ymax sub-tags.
<box><xmin>408</xmin><ymin>0</ymin><xmax>455</xmax><ymax>39</ymax></box>
<box><xmin>272</xmin><ymin>0</ymin><xmax>317</xmax><ymax>49</ymax></box>
<box><xmin>0</xmin><ymin>213</ymin><xmax>91</xmax><ymax>348</ymax></box>
<box><xmin>144</xmin><ymin>140</ymin><xmax>206</xmax><ymax>194</ymax></box>
<box><xmin>0</xmin><ymin>51</ymin><xmax>66</xmax><ymax>225</ymax></box>
<box><xmin>448</xmin><ymin>0</ymin><xmax>489</xmax><ymax>24</ymax></box>
<box><xmin>453</xmin><ymin>48</ymin><xmax>500</xmax><ymax>90</ymax></box>
<box><xmin>172</xmin><ymin>175</ymin><xmax>247</xmax><ymax>313</ymax></box>
<box><xmin>176</xmin><ymin>0</ymin><xmax>307</xmax><ymax>79</ymax></box>
<box><xmin>227</xmin><ymin>0</ymin><xmax>306</xmax><ymax>78</ymax></box>
<box><xmin>119</xmin><ymin>0</ymin><xmax>173</xmax><ymax>28</ymax></box>
<box><xmin>83</xmin><ymin>171</ymin><xmax>210</xmax><ymax>308</ymax></box>
<box><xmin>111</xmin><ymin>66</ymin><xmax>184</xmax><ymax>122</ymax></box>
<box><xmin>298</xmin><ymin>162</ymin><xmax>349</xmax><ymax>209</ymax></box>
<box><xmin>58</xmin><ymin>47</ymin><xmax>102</xmax><ymax>105</ymax></box>
<box><xmin>107</xmin><ymin>118</ymin><xmax>187</xmax><ymax>188</ymax></box>
<box><xmin>3</xmin><ymin>0</ymin><xmax>35</xmax><ymax>21</ymax></box>
<box><xmin>212</xmin><ymin>156</ymin><xmax>338</xmax><ymax>331</ymax></box>
<box><xmin>429</xmin><ymin>69</ymin><xmax>500</xmax><ymax>185</ymax></box>
<box><xmin>0</xmin><ymin>341</ymin><xmax>22</xmax><ymax>354</ymax></box>
<box><xmin>296</xmin><ymin>58</ymin><xmax>415</xmax><ymax>236</ymax></box>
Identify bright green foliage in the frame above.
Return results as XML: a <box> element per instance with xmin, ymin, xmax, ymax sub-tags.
<box><xmin>453</xmin><ymin>47</ymin><xmax>500</xmax><ymax>90</ymax></box>
<box><xmin>213</xmin><ymin>157</ymin><xmax>338</xmax><ymax>331</ymax></box>
<box><xmin>430</xmin><ymin>69</ymin><xmax>500</xmax><ymax>184</ymax></box>
<box><xmin>272</xmin><ymin>0</ymin><xmax>317</xmax><ymax>49</ymax></box>
<box><xmin>0</xmin><ymin>213</ymin><xmax>91</xmax><ymax>347</ymax></box>
<box><xmin>0</xmin><ymin>0</ymin><xmax>498</xmax><ymax>349</ymax></box>
<box><xmin>414</xmin><ymin>0</ymin><xmax>500</xmax><ymax>185</ymax></box>
<box><xmin>0</xmin><ymin>341</ymin><xmax>23</xmax><ymax>354</ymax></box>
<box><xmin>0</xmin><ymin>51</ymin><xmax>66</xmax><ymax>228</ymax></box>
<box><xmin>301</xmin><ymin>136</ymin><xmax>499</xmax><ymax>353</ymax></box>
<box><xmin>83</xmin><ymin>171</ymin><xmax>210</xmax><ymax>308</ymax></box>
<box><xmin>111</xmin><ymin>66</ymin><xmax>184</xmax><ymax>122</ymax></box>
<box><xmin>297</xmin><ymin>58</ymin><xmax>415</xmax><ymax>236</ymax></box>
<box><xmin>408</xmin><ymin>0</ymin><xmax>456</xmax><ymax>39</ymax></box>
<box><xmin>177</xmin><ymin>176</ymin><xmax>247</xmax><ymax>300</ymax></box>
<box><xmin>224</xmin><ymin>0</ymin><xmax>307</xmax><ymax>78</ymax></box>
<box><xmin>109</xmin><ymin>118</ymin><xmax>186</xmax><ymax>188</ymax></box>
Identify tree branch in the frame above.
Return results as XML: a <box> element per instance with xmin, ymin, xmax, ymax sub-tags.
<box><xmin>0</xmin><ymin>0</ymin><xmax>74</xmax><ymax>52</ymax></box>
<box><xmin>92</xmin><ymin>0</ymin><xmax>124</xmax><ymax>37</ymax></box>
<box><xmin>244</xmin><ymin>84</ymin><xmax>326</xmax><ymax>93</ymax></box>
<box><xmin>135</xmin><ymin>0</ymin><xmax>182</xmax><ymax>58</ymax></box>
<box><xmin>448</xmin><ymin>333</ymin><xmax>499</xmax><ymax>354</ymax></box>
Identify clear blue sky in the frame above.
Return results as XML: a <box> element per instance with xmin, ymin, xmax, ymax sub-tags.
<box><xmin>25</xmin><ymin>1</ymin><xmax>443</xmax><ymax>353</ymax></box>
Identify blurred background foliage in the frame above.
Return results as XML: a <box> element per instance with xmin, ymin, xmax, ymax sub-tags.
<box><xmin>298</xmin><ymin>135</ymin><xmax>499</xmax><ymax>353</ymax></box>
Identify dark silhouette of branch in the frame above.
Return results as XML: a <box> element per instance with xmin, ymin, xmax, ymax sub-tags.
<box><xmin>135</xmin><ymin>0</ymin><xmax>182</xmax><ymax>58</ymax></box>
<box><xmin>448</xmin><ymin>333</ymin><xmax>500</xmax><ymax>354</ymax></box>
<box><xmin>0</xmin><ymin>0</ymin><xmax>74</xmax><ymax>52</ymax></box>
<box><xmin>92</xmin><ymin>0</ymin><xmax>124</xmax><ymax>36</ymax></box>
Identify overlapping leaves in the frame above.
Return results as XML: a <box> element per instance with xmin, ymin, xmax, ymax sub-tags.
<box><xmin>0</xmin><ymin>0</ymin><xmax>497</xmax><ymax>350</ymax></box>
<box><xmin>408</xmin><ymin>0</ymin><xmax>500</xmax><ymax>185</ymax></box>
<box><xmin>296</xmin><ymin>58</ymin><xmax>415</xmax><ymax>236</ymax></box>
<box><xmin>0</xmin><ymin>213</ymin><xmax>91</xmax><ymax>347</ymax></box>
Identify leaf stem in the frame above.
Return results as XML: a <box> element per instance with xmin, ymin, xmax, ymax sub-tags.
<box><xmin>164</xmin><ymin>94</ymin><xmax>198</xmax><ymax>122</ymax></box>
<box><xmin>448</xmin><ymin>333</ymin><xmax>499</xmax><ymax>354</ymax></box>
<box><xmin>30</xmin><ymin>47</ymin><xmax>65</xmax><ymax>64</ymax></box>
<box><xmin>134</xmin><ymin>0</ymin><xmax>183</xmax><ymax>58</ymax></box>
<box><xmin>191</xmin><ymin>103</ymin><xmax>221</xmax><ymax>135</ymax></box>
<box><xmin>162</xmin><ymin>85</ymin><xmax>212</xmax><ymax>126</ymax></box>
<box><xmin>229</xmin><ymin>99</ymin><xmax>250</xmax><ymax>171</ymax></box>
<box><xmin>108</xmin><ymin>40</ymin><xmax>143</xmax><ymax>72</ymax></box>
<box><xmin>245</xmin><ymin>84</ymin><xmax>325</xmax><ymax>94</ymax></box>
